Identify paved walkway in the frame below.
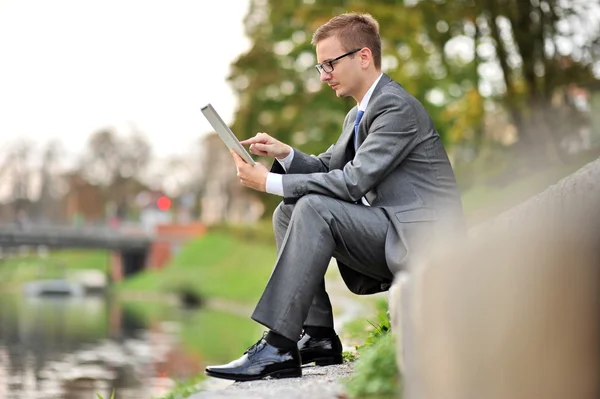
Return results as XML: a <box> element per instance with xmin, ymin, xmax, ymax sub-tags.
<box><xmin>190</xmin><ymin>363</ymin><xmax>354</xmax><ymax>399</ymax></box>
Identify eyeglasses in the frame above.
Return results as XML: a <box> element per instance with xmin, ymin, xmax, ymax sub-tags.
<box><xmin>315</xmin><ymin>48</ymin><xmax>361</xmax><ymax>74</ymax></box>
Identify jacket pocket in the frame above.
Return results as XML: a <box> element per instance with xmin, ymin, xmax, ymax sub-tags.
<box><xmin>395</xmin><ymin>208</ymin><xmax>437</xmax><ymax>223</ymax></box>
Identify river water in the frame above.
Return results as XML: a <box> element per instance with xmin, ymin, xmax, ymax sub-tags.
<box><xmin>0</xmin><ymin>292</ymin><xmax>259</xmax><ymax>399</ymax></box>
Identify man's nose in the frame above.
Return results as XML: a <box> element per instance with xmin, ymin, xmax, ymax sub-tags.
<box><xmin>319</xmin><ymin>69</ymin><xmax>331</xmax><ymax>82</ymax></box>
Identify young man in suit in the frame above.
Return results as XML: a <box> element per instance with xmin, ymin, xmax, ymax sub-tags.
<box><xmin>205</xmin><ymin>12</ymin><xmax>463</xmax><ymax>381</ymax></box>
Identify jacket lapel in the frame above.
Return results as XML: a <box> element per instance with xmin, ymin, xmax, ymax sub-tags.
<box><xmin>329</xmin><ymin>74</ymin><xmax>394</xmax><ymax>169</ymax></box>
<box><xmin>353</xmin><ymin>74</ymin><xmax>392</xmax><ymax>149</ymax></box>
<box><xmin>330</xmin><ymin>107</ymin><xmax>358</xmax><ymax>169</ymax></box>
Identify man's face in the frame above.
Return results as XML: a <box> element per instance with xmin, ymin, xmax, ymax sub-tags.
<box><xmin>315</xmin><ymin>36</ymin><xmax>360</xmax><ymax>99</ymax></box>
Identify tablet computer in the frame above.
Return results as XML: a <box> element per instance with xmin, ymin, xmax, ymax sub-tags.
<box><xmin>200</xmin><ymin>103</ymin><xmax>256</xmax><ymax>165</ymax></box>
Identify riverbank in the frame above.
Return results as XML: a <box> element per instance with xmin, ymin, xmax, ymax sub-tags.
<box><xmin>113</xmin><ymin>230</ymin><xmax>386</xmax><ymax>398</ymax></box>
<box><xmin>116</xmin><ymin>231</ymin><xmax>277</xmax><ymax>304</ymax></box>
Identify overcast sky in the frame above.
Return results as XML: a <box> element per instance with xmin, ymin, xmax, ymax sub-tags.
<box><xmin>0</xmin><ymin>0</ymin><xmax>251</xmax><ymax>161</ymax></box>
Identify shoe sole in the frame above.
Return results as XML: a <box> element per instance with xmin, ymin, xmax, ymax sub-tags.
<box><xmin>301</xmin><ymin>354</ymin><xmax>344</xmax><ymax>366</ymax></box>
<box><xmin>205</xmin><ymin>367</ymin><xmax>302</xmax><ymax>381</ymax></box>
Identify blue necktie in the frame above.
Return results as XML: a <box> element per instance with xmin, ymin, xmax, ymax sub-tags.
<box><xmin>354</xmin><ymin>109</ymin><xmax>364</xmax><ymax>150</ymax></box>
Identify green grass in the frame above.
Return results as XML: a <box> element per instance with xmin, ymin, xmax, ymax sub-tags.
<box><xmin>343</xmin><ymin>350</ymin><xmax>358</xmax><ymax>362</ymax></box>
<box><xmin>0</xmin><ymin>249</ymin><xmax>109</xmax><ymax>287</ymax></box>
<box><xmin>210</xmin><ymin>220</ymin><xmax>276</xmax><ymax>245</ymax></box>
<box><xmin>120</xmin><ymin>297</ymin><xmax>173</xmax><ymax>321</ymax></box>
<box><xmin>157</xmin><ymin>375</ymin><xmax>205</xmax><ymax>399</ymax></box>
<box><xmin>178</xmin><ymin>308</ymin><xmax>264</xmax><ymax>363</ymax></box>
<box><xmin>117</xmin><ymin>231</ymin><xmax>277</xmax><ymax>304</ymax></box>
<box><xmin>344</xmin><ymin>300</ymin><xmax>399</xmax><ymax>399</ymax></box>
<box><xmin>343</xmin><ymin>298</ymin><xmax>390</xmax><ymax>346</ymax></box>
<box><xmin>345</xmin><ymin>334</ymin><xmax>399</xmax><ymax>399</ymax></box>
<box><xmin>120</xmin><ymin>299</ymin><xmax>263</xmax><ymax>363</ymax></box>
<box><xmin>97</xmin><ymin>390</ymin><xmax>115</xmax><ymax>399</ymax></box>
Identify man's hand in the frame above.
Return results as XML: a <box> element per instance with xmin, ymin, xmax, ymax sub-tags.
<box><xmin>240</xmin><ymin>132</ymin><xmax>291</xmax><ymax>159</ymax></box>
<box><xmin>231</xmin><ymin>150</ymin><xmax>269</xmax><ymax>192</ymax></box>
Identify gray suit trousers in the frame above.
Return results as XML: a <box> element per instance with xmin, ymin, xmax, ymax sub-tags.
<box><xmin>251</xmin><ymin>194</ymin><xmax>394</xmax><ymax>341</ymax></box>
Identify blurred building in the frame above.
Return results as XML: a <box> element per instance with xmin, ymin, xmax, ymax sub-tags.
<box><xmin>62</xmin><ymin>172</ymin><xmax>106</xmax><ymax>225</ymax></box>
<box><xmin>137</xmin><ymin>190</ymin><xmax>173</xmax><ymax>233</ymax></box>
<box><xmin>198</xmin><ymin>133</ymin><xmax>264</xmax><ymax>225</ymax></box>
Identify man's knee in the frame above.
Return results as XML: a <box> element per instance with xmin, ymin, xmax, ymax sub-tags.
<box><xmin>273</xmin><ymin>196</ymin><xmax>332</xmax><ymax>227</ymax></box>
<box><xmin>273</xmin><ymin>201</ymin><xmax>294</xmax><ymax>226</ymax></box>
<box><xmin>295</xmin><ymin>194</ymin><xmax>330</xmax><ymax>217</ymax></box>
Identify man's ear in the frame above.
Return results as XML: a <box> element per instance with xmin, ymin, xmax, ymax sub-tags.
<box><xmin>360</xmin><ymin>48</ymin><xmax>372</xmax><ymax>68</ymax></box>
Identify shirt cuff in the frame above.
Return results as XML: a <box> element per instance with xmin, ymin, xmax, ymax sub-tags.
<box><xmin>276</xmin><ymin>148</ymin><xmax>294</xmax><ymax>171</ymax></box>
<box><xmin>266</xmin><ymin>172</ymin><xmax>284</xmax><ymax>197</ymax></box>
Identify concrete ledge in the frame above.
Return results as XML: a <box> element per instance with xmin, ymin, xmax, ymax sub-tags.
<box><xmin>391</xmin><ymin>157</ymin><xmax>600</xmax><ymax>399</ymax></box>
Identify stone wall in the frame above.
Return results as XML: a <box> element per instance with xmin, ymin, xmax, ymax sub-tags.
<box><xmin>391</xmin><ymin>158</ymin><xmax>600</xmax><ymax>399</ymax></box>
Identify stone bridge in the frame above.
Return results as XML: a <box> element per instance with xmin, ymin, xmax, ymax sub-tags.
<box><xmin>0</xmin><ymin>223</ymin><xmax>206</xmax><ymax>281</ymax></box>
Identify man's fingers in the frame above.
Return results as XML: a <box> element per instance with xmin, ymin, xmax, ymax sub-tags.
<box><xmin>248</xmin><ymin>143</ymin><xmax>269</xmax><ymax>156</ymax></box>
<box><xmin>240</xmin><ymin>137</ymin><xmax>260</xmax><ymax>145</ymax></box>
<box><xmin>230</xmin><ymin>150</ymin><xmax>245</xmax><ymax>166</ymax></box>
<box><xmin>240</xmin><ymin>132</ymin><xmax>271</xmax><ymax>146</ymax></box>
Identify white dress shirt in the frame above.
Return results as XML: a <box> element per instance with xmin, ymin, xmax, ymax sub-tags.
<box><xmin>266</xmin><ymin>73</ymin><xmax>384</xmax><ymax>199</ymax></box>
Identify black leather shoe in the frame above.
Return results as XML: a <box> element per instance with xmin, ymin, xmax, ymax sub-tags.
<box><xmin>297</xmin><ymin>332</ymin><xmax>343</xmax><ymax>366</ymax></box>
<box><xmin>205</xmin><ymin>337</ymin><xmax>302</xmax><ymax>381</ymax></box>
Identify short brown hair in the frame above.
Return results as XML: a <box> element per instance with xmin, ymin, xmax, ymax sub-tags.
<box><xmin>312</xmin><ymin>13</ymin><xmax>382</xmax><ymax>70</ymax></box>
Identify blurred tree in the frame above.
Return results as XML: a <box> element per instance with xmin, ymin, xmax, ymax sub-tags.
<box><xmin>0</xmin><ymin>141</ymin><xmax>67</xmax><ymax>224</ymax></box>
<box><xmin>196</xmin><ymin>133</ymin><xmax>265</xmax><ymax>224</ymax></box>
<box><xmin>80</xmin><ymin>125</ymin><xmax>152</xmax><ymax>220</ymax></box>
<box><xmin>416</xmin><ymin>0</ymin><xmax>599</xmax><ymax>164</ymax></box>
<box><xmin>31</xmin><ymin>140</ymin><xmax>64</xmax><ymax>223</ymax></box>
<box><xmin>7</xmin><ymin>141</ymin><xmax>33</xmax><ymax>222</ymax></box>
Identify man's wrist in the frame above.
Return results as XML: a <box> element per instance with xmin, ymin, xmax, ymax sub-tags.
<box><xmin>275</xmin><ymin>145</ymin><xmax>292</xmax><ymax>160</ymax></box>
<box><xmin>276</xmin><ymin>147</ymin><xmax>295</xmax><ymax>171</ymax></box>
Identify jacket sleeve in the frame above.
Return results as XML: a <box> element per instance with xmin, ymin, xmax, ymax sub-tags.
<box><xmin>269</xmin><ymin>145</ymin><xmax>333</xmax><ymax>175</ymax></box>
<box><xmin>271</xmin><ymin>146</ymin><xmax>334</xmax><ymax>205</ymax></box>
<box><xmin>270</xmin><ymin>110</ymin><xmax>352</xmax><ymax>176</ymax></box>
<box><xmin>281</xmin><ymin>92</ymin><xmax>421</xmax><ymax>202</ymax></box>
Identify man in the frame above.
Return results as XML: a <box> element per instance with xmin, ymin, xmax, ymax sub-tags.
<box><xmin>205</xmin><ymin>12</ymin><xmax>463</xmax><ymax>381</ymax></box>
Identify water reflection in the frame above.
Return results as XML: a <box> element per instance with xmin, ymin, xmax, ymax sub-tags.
<box><xmin>0</xmin><ymin>292</ymin><xmax>258</xmax><ymax>399</ymax></box>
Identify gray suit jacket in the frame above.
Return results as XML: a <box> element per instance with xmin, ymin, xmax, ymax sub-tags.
<box><xmin>271</xmin><ymin>73</ymin><xmax>464</xmax><ymax>294</ymax></box>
